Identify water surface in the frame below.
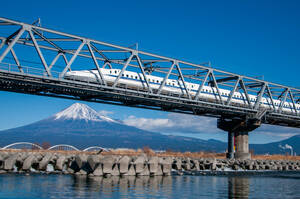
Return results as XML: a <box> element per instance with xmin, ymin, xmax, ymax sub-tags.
<box><xmin>0</xmin><ymin>173</ymin><xmax>299</xmax><ymax>198</ymax></box>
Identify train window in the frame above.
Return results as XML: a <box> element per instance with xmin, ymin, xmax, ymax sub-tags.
<box><xmin>110</xmin><ymin>71</ymin><xmax>112</xmax><ymax>74</ymax></box>
<box><xmin>126</xmin><ymin>74</ymin><xmax>129</xmax><ymax>77</ymax></box>
<box><xmin>115</xmin><ymin>71</ymin><xmax>117</xmax><ymax>74</ymax></box>
<box><xmin>172</xmin><ymin>83</ymin><xmax>175</xmax><ymax>86</ymax></box>
<box><xmin>135</xmin><ymin>76</ymin><xmax>138</xmax><ymax>79</ymax></box>
<box><xmin>131</xmin><ymin>75</ymin><xmax>133</xmax><ymax>78</ymax></box>
<box><xmin>122</xmin><ymin>74</ymin><xmax>124</xmax><ymax>77</ymax></box>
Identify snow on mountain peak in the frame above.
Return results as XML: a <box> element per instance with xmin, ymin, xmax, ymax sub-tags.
<box><xmin>54</xmin><ymin>103</ymin><xmax>117</xmax><ymax>122</ymax></box>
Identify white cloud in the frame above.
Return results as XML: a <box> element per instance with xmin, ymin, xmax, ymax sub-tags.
<box><xmin>123</xmin><ymin>113</ymin><xmax>300</xmax><ymax>141</ymax></box>
<box><xmin>123</xmin><ymin>113</ymin><xmax>221</xmax><ymax>134</ymax></box>
<box><xmin>98</xmin><ymin>110</ymin><xmax>114</xmax><ymax>117</ymax></box>
<box><xmin>123</xmin><ymin>115</ymin><xmax>174</xmax><ymax>131</ymax></box>
<box><xmin>253</xmin><ymin>125</ymin><xmax>300</xmax><ymax>139</ymax></box>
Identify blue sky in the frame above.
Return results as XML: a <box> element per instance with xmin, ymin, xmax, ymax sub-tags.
<box><xmin>0</xmin><ymin>0</ymin><xmax>300</xmax><ymax>144</ymax></box>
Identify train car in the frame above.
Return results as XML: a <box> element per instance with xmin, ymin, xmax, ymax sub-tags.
<box><xmin>64</xmin><ymin>68</ymin><xmax>300</xmax><ymax>114</ymax></box>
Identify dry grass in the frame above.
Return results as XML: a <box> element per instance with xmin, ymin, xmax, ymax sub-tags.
<box><xmin>1</xmin><ymin>148</ymin><xmax>299</xmax><ymax>161</ymax></box>
<box><xmin>253</xmin><ymin>154</ymin><xmax>300</xmax><ymax>161</ymax></box>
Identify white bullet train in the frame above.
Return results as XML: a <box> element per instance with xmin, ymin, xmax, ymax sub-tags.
<box><xmin>65</xmin><ymin>68</ymin><xmax>300</xmax><ymax>113</ymax></box>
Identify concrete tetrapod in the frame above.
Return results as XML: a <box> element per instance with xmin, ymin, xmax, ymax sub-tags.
<box><xmin>148</xmin><ymin>156</ymin><xmax>159</xmax><ymax>175</ymax></box>
<box><xmin>123</xmin><ymin>164</ymin><xmax>136</xmax><ymax>176</ymax></box>
<box><xmin>4</xmin><ymin>153</ymin><xmax>18</xmax><ymax>170</ymax></box>
<box><xmin>75</xmin><ymin>154</ymin><xmax>91</xmax><ymax>175</ymax></box>
<box><xmin>39</xmin><ymin>154</ymin><xmax>52</xmax><ymax>170</ymax></box>
<box><xmin>118</xmin><ymin>156</ymin><xmax>131</xmax><ymax>174</ymax></box>
<box><xmin>111</xmin><ymin>164</ymin><xmax>120</xmax><ymax>176</ymax></box>
<box><xmin>55</xmin><ymin>155</ymin><xmax>67</xmax><ymax>171</ymax></box>
<box><xmin>172</xmin><ymin>158</ymin><xmax>182</xmax><ymax>170</ymax></box>
<box><xmin>22</xmin><ymin>154</ymin><xmax>37</xmax><ymax>171</ymax></box>
<box><xmin>101</xmin><ymin>156</ymin><xmax>115</xmax><ymax>175</ymax></box>
<box><xmin>92</xmin><ymin>164</ymin><xmax>103</xmax><ymax>176</ymax></box>
<box><xmin>134</xmin><ymin>155</ymin><xmax>146</xmax><ymax>174</ymax></box>
<box><xmin>87</xmin><ymin>155</ymin><xmax>103</xmax><ymax>171</ymax></box>
<box><xmin>75</xmin><ymin>154</ymin><xmax>88</xmax><ymax>169</ymax></box>
<box><xmin>160</xmin><ymin>157</ymin><xmax>172</xmax><ymax>175</ymax></box>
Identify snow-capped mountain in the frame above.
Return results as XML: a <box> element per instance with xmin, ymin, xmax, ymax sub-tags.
<box><xmin>0</xmin><ymin>103</ymin><xmax>226</xmax><ymax>152</ymax></box>
<box><xmin>54</xmin><ymin>103</ymin><xmax>117</xmax><ymax>123</ymax></box>
<box><xmin>1</xmin><ymin>102</ymin><xmax>298</xmax><ymax>154</ymax></box>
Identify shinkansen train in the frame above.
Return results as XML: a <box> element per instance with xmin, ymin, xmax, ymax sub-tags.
<box><xmin>64</xmin><ymin>68</ymin><xmax>300</xmax><ymax>113</ymax></box>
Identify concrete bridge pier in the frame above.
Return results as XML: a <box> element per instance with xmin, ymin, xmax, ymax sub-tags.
<box><xmin>217</xmin><ymin>118</ymin><xmax>261</xmax><ymax>160</ymax></box>
<box><xmin>227</xmin><ymin>131</ymin><xmax>234</xmax><ymax>159</ymax></box>
<box><xmin>234</xmin><ymin>131</ymin><xmax>250</xmax><ymax>160</ymax></box>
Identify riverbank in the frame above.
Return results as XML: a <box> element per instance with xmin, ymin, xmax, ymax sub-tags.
<box><xmin>0</xmin><ymin>150</ymin><xmax>299</xmax><ymax>176</ymax></box>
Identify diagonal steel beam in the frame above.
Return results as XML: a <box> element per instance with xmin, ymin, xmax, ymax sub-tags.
<box><xmin>254</xmin><ymin>83</ymin><xmax>266</xmax><ymax>110</ymax></box>
<box><xmin>10</xmin><ymin>48</ymin><xmax>23</xmax><ymax>73</ymax></box>
<box><xmin>239</xmin><ymin>78</ymin><xmax>252</xmax><ymax>108</ymax></box>
<box><xmin>5</xmin><ymin>28</ymin><xmax>23</xmax><ymax>42</ymax></box>
<box><xmin>210</xmin><ymin>71</ymin><xmax>224</xmax><ymax>105</ymax></box>
<box><xmin>265</xmin><ymin>84</ymin><xmax>276</xmax><ymax>110</ymax></box>
<box><xmin>288</xmin><ymin>90</ymin><xmax>297</xmax><ymax>114</ymax></box>
<box><xmin>278</xmin><ymin>89</ymin><xmax>288</xmax><ymax>113</ymax></box>
<box><xmin>32</xmin><ymin>28</ymin><xmax>63</xmax><ymax>52</ymax></box>
<box><xmin>87</xmin><ymin>42</ymin><xmax>106</xmax><ymax>86</ymax></box>
<box><xmin>226</xmin><ymin>77</ymin><xmax>240</xmax><ymax>105</ymax></box>
<box><xmin>209</xmin><ymin>76</ymin><xmax>238</xmax><ymax>84</ymax></box>
<box><xmin>112</xmin><ymin>54</ymin><xmax>134</xmax><ymax>88</ymax></box>
<box><xmin>195</xmin><ymin>70</ymin><xmax>210</xmax><ymax>101</ymax></box>
<box><xmin>175</xmin><ymin>62</ymin><xmax>191</xmax><ymax>99</ymax></box>
<box><xmin>49</xmin><ymin>53</ymin><xmax>62</xmax><ymax>71</ymax></box>
<box><xmin>135</xmin><ymin>54</ymin><xmax>153</xmax><ymax>93</ymax></box>
<box><xmin>157</xmin><ymin>62</ymin><xmax>176</xmax><ymax>95</ymax></box>
<box><xmin>0</xmin><ymin>28</ymin><xmax>25</xmax><ymax>63</ymax></box>
<box><xmin>90</xmin><ymin>43</ymin><xmax>110</xmax><ymax>62</ymax></box>
<box><xmin>61</xmin><ymin>53</ymin><xmax>70</xmax><ymax>68</ymax></box>
<box><xmin>60</xmin><ymin>41</ymin><xmax>85</xmax><ymax>78</ymax></box>
<box><xmin>28</xmin><ymin>29</ymin><xmax>52</xmax><ymax>77</ymax></box>
<box><xmin>48</xmin><ymin>52</ymin><xmax>71</xmax><ymax>72</ymax></box>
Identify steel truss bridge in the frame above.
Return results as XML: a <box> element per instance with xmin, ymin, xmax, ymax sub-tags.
<box><xmin>0</xmin><ymin>17</ymin><xmax>300</xmax><ymax>129</ymax></box>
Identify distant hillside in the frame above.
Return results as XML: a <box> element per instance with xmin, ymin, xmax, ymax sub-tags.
<box><xmin>0</xmin><ymin>103</ymin><xmax>299</xmax><ymax>154</ymax></box>
<box><xmin>251</xmin><ymin>135</ymin><xmax>300</xmax><ymax>155</ymax></box>
<box><xmin>0</xmin><ymin>103</ymin><xmax>226</xmax><ymax>152</ymax></box>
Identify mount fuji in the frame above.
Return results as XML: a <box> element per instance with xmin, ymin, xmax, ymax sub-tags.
<box><xmin>0</xmin><ymin>103</ymin><xmax>226</xmax><ymax>152</ymax></box>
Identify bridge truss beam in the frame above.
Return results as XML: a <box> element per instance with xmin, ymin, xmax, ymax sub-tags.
<box><xmin>0</xmin><ymin>17</ymin><xmax>299</xmax><ymax>128</ymax></box>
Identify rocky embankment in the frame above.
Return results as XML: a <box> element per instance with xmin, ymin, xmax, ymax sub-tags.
<box><xmin>0</xmin><ymin>151</ymin><xmax>300</xmax><ymax>176</ymax></box>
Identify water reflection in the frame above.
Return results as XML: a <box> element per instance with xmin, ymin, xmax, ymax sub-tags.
<box><xmin>72</xmin><ymin>175</ymin><xmax>173</xmax><ymax>198</ymax></box>
<box><xmin>228</xmin><ymin>177</ymin><xmax>249</xmax><ymax>199</ymax></box>
<box><xmin>1</xmin><ymin>174</ymin><xmax>300</xmax><ymax>198</ymax></box>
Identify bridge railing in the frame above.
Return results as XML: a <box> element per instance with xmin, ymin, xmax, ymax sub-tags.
<box><xmin>0</xmin><ymin>62</ymin><xmax>60</xmax><ymax>78</ymax></box>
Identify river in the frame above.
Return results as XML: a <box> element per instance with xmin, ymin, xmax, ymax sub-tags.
<box><xmin>0</xmin><ymin>173</ymin><xmax>299</xmax><ymax>198</ymax></box>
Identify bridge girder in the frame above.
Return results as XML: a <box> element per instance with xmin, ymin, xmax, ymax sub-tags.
<box><xmin>0</xmin><ymin>17</ymin><xmax>299</xmax><ymax>128</ymax></box>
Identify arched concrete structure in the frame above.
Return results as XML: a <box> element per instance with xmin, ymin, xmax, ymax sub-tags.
<box><xmin>83</xmin><ymin>146</ymin><xmax>109</xmax><ymax>152</ymax></box>
<box><xmin>1</xmin><ymin>142</ymin><xmax>43</xmax><ymax>150</ymax></box>
<box><xmin>48</xmin><ymin>144</ymin><xmax>79</xmax><ymax>151</ymax></box>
